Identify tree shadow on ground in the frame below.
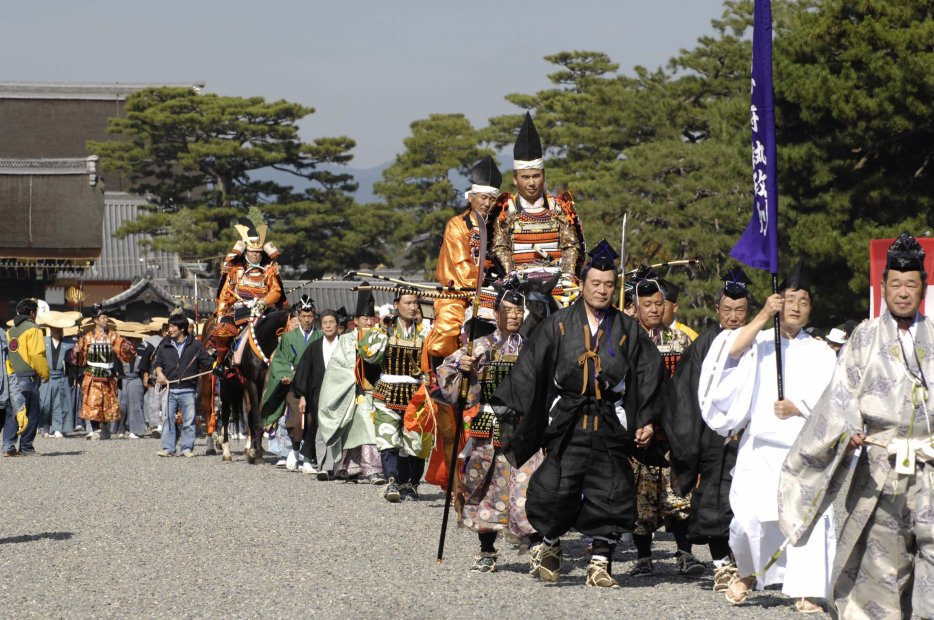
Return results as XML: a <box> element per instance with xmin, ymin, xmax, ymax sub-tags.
<box><xmin>0</xmin><ymin>532</ymin><xmax>74</xmax><ymax>545</ymax></box>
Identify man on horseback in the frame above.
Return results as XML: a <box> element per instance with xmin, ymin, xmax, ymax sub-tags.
<box><xmin>490</xmin><ymin>112</ymin><xmax>585</xmax><ymax>294</ymax></box>
<box><xmin>207</xmin><ymin>218</ymin><xmax>285</xmax><ymax>367</ymax></box>
<box><xmin>421</xmin><ymin>155</ymin><xmax>503</xmax><ymax>373</ymax></box>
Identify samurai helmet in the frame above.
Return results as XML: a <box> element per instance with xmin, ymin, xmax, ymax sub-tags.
<box><xmin>294</xmin><ymin>294</ymin><xmax>316</xmax><ymax>314</ymax></box>
<box><xmin>233</xmin><ymin>217</ymin><xmax>269</xmax><ymax>252</ymax></box>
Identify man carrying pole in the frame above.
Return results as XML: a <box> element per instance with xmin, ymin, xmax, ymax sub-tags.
<box><xmin>435</xmin><ymin>279</ymin><xmax>538</xmax><ymax>572</ymax></box>
<box><xmin>422</xmin><ymin>155</ymin><xmax>502</xmax><ymax>372</ymax></box>
<box><xmin>436</xmin><ymin>193</ymin><xmax>492</xmax><ymax>561</ymax></box>
<box><xmin>697</xmin><ymin>262</ymin><xmax>837</xmax><ymax>612</ymax></box>
<box><xmin>697</xmin><ymin>2</ymin><xmax>838</xmax><ymax>611</ymax></box>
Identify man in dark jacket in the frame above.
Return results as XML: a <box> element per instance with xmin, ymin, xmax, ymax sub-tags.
<box><xmin>153</xmin><ymin>314</ymin><xmax>213</xmax><ymax>457</ymax></box>
<box><xmin>665</xmin><ymin>267</ymin><xmax>751</xmax><ymax>592</ymax></box>
<box><xmin>492</xmin><ymin>241</ymin><xmax>667</xmax><ymax>588</ymax></box>
<box><xmin>291</xmin><ymin>309</ymin><xmax>341</xmax><ymax>477</ymax></box>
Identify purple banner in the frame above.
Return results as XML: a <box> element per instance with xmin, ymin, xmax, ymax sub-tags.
<box><xmin>730</xmin><ymin>0</ymin><xmax>779</xmax><ymax>273</ymax></box>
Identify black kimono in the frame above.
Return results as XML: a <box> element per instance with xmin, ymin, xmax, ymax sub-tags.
<box><xmin>492</xmin><ymin>300</ymin><xmax>666</xmax><ymax>540</ymax></box>
<box><xmin>665</xmin><ymin>326</ymin><xmax>738</xmax><ymax>542</ymax></box>
<box><xmin>291</xmin><ymin>338</ymin><xmax>326</xmax><ymax>462</ymax></box>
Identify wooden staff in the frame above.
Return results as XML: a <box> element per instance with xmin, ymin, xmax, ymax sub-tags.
<box><xmin>436</xmin><ymin>209</ymin><xmax>488</xmax><ymax>563</ymax></box>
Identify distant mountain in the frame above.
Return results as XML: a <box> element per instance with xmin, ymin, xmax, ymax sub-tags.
<box><xmin>252</xmin><ymin>163</ymin><xmax>471</xmax><ymax>204</ymax></box>
<box><xmin>251</xmin><ymin>162</ymin><xmax>390</xmax><ymax>203</ymax></box>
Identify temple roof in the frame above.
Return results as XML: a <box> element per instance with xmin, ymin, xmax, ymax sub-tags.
<box><xmin>100</xmin><ymin>278</ymin><xmax>178</xmax><ymax>312</ymax></box>
<box><xmin>83</xmin><ymin>194</ymin><xmax>180</xmax><ymax>282</ymax></box>
<box><xmin>0</xmin><ymin>81</ymin><xmax>205</xmax><ymax>100</ymax></box>
<box><xmin>0</xmin><ymin>172</ymin><xmax>103</xmax><ymax>258</ymax></box>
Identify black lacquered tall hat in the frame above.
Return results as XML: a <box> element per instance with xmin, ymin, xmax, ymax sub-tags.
<box><xmin>659</xmin><ymin>279</ymin><xmax>680</xmax><ymax>303</ymax></box>
<box><xmin>466</xmin><ymin>156</ymin><xmax>502</xmax><ymax>196</ymax></box>
<box><xmin>780</xmin><ymin>259</ymin><xmax>812</xmax><ymax>295</ymax></box>
<box><xmin>633</xmin><ymin>265</ymin><xmax>662</xmax><ymax>296</ymax></box>
<box><xmin>585</xmin><ymin>239</ymin><xmax>619</xmax><ymax>272</ymax></box>
<box><xmin>886</xmin><ymin>232</ymin><xmax>926</xmax><ymax>272</ymax></box>
<box><xmin>335</xmin><ymin>306</ymin><xmax>350</xmax><ymax>327</ymax></box>
<box><xmin>354</xmin><ymin>283</ymin><xmax>376</xmax><ymax>318</ymax></box>
<box><xmin>722</xmin><ymin>267</ymin><xmax>752</xmax><ymax>300</ymax></box>
<box><xmin>513</xmin><ymin>112</ymin><xmax>544</xmax><ymax>170</ymax></box>
<box><xmin>494</xmin><ymin>276</ymin><xmax>524</xmax><ymax>309</ymax></box>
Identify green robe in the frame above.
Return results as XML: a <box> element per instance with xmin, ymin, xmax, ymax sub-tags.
<box><xmin>260</xmin><ymin>327</ymin><xmax>321</xmax><ymax>426</ymax></box>
<box><xmin>317</xmin><ymin>331</ymin><xmax>377</xmax><ymax>459</ymax></box>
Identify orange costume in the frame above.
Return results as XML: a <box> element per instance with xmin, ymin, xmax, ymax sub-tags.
<box><xmin>74</xmin><ymin>328</ymin><xmax>136</xmax><ymax>423</ymax></box>
<box><xmin>209</xmin><ymin>219</ymin><xmax>284</xmax><ymax>360</ymax></box>
<box><xmin>421</xmin><ymin>155</ymin><xmax>502</xmax><ymax>371</ymax></box>
<box><xmin>216</xmin><ymin>259</ymin><xmax>283</xmax><ymax>318</ymax></box>
<box><xmin>422</xmin><ymin>209</ymin><xmax>490</xmax><ymax>367</ymax></box>
<box><xmin>216</xmin><ymin>222</ymin><xmax>283</xmax><ymax>318</ymax></box>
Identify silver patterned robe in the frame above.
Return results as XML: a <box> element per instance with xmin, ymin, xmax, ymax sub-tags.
<box><xmin>779</xmin><ymin>310</ymin><xmax>934</xmax><ymax>619</ymax></box>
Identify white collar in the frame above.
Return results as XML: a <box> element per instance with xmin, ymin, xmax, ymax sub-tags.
<box><xmin>517</xmin><ymin>194</ymin><xmax>546</xmax><ymax>212</ymax></box>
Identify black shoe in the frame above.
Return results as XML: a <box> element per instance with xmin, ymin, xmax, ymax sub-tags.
<box><xmin>676</xmin><ymin>551</ymin><xmax>705</xmax><ymax>576</ymax></box>
<box><xmin>3</xmin><ymin>449</ymin><xmax>19</xmax><ymax>458</ymax></box>
<box><xmin>629</xmin><ymin>557</ymin><xmax>654</xmax><ymax>577</ymax></box>
<box><xmin>471</xmin><ymin>553</ymin><xmax>498</xmax><ymax>573</ymax></box>
<box><xmin>383</xmin><ymin>479</ymin><xmax>400</xmax><ymax>503</ymax></box>
<box><xmin>398</xmin><ymin>483</ymin><xmax>419</xmax><ymax>501</ymax></box>
<box><xmin>367</xmin><ymin>472</ymin><xmax>386</xmax><ymax>485</ymax></box>
<box><xmin>317</xmin><ymin>471</ymin><xmax>331</xmax><ymax>482</ymax></box>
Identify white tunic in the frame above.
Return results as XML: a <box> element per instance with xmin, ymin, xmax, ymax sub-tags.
<box><xmin>698</xmin><ymin>328</ymin><xmax>837</xmax><ymax>598</ymax></box>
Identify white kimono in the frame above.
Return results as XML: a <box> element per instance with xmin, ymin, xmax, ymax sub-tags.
<box><xmin>698</xmin><ymin>328</ymin><xmax>836</xmax><ymax>598</ymax></box>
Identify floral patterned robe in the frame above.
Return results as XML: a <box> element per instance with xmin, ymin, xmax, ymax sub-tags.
<box><xmin>779</xmin><ymin>310</ymin><xmax>934</xmax><ymax>619</ymax></box>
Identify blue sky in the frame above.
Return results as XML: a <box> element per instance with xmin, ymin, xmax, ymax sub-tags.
<box><xmin>2</xmin><ymin>0</ymin><xmax>728</xmax><ymax>167</ymax></box>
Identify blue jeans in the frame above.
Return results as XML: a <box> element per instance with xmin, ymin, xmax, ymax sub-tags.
<box><xmin>160</xmin><ymin>388</ymin><xmax>196</xmax><ymax>454</ymax></box>
<box><xmin>3</xmin><ymin>374</ymin><xmax>40</xmax><ymax>452</ymax></box>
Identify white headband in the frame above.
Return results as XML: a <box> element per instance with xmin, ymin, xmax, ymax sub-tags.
<box><xmin>513</xmin><ymin>158</ymin><xmax>544</xmax><ymax>170</ymax></box>
<box><xmin>464</xmin><ymin>184</ymin><xmax>500</xmax><ymax>200</ymax></box>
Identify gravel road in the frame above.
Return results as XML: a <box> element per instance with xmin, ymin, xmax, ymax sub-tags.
<box><xmin>0</xmin><ymin>434</ymin><xmax>826</xmax><ymax>618</ymax></box>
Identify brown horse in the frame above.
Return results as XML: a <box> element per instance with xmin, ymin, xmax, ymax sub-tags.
<box><xmin>198</xmin><ymin>310</ymin><xmax>290</xmax><ymax>463</ymax></box>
